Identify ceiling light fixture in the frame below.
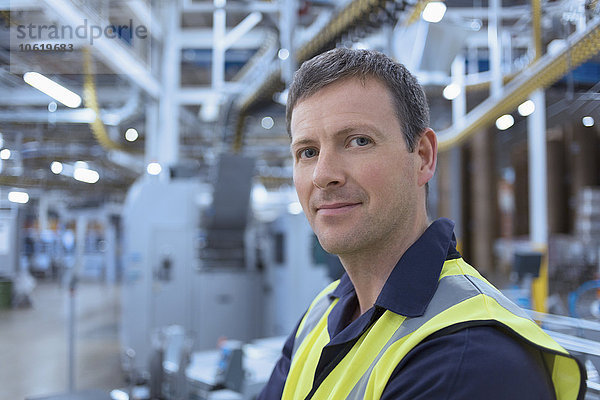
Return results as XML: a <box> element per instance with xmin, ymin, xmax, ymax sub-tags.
<box><xmin>495</xmin><ymin>114</ymin><xmax>514</xmax><ymax>130</ymax></box>
<box><xmin>50</xmin><ymin>161</ymin><xmax>63</xmax><ymax>174</ymax></box>
<box><xmin>261</xmin><ymin>117</ymin><xmax>274</xmax><ymax>129</ymax></box>
<box><xmin>582</xmin><ymin>116</ymin><xmax>595</xmax><ymax>127</ymax></box>
<box><xmin>8</xmin><ymin>191</ymin><xmax>29</xmax><ymax>204</ymax></box>
<box><xmin>0</xmin><ymin>149</ymin><xmax>11</xmax><ymax>160</ymax></box>
<box><xmin>422</xmin><ymin>1</ymin><xmax>447</xmax><ymax>23</ymax></box>
<box><xmin>23</xmin><ymin>72</ymin><xmax>82</xmax><ymax>108</ymax></box>
<box><xmin>125</xmin><ymin>128</ymin><xmax>139</xmax><ymax>142</ymax></box>
<box><xmin>147</xmin><ymin>162</ymin><xmax>162</xmax><ymax>175</ymax></box>
<box><xmin>74</xmin><ymin>167</ymin><xmax>100</xmax><ymax>184</ymax></box>
<box><xmin>518</xmin><ymin>100</ymin><xmax>535</xmax><ymax>116</ymax></box>
<box><xmin>442</xmin><ymin>83</ymin><xmax>461</xmax><ymax>100</ymax></box>
<box><xmin>278</xmin><ymin>49</ymin><xmax>290</xmax><ymax>60</ymax></box>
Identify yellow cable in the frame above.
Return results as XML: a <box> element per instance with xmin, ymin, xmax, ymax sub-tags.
<box><xmin>82</xmin><ymin>47</ymin><xmax>127</xmax><ymax>152</ymax></box>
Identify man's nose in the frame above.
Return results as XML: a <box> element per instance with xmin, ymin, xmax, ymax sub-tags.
<box><xmin>312</xmin><ymin>149</ymin><xmax>346</xmax><ymax>189</ymax></box>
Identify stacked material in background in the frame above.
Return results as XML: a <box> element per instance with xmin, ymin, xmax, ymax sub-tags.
<box><xmin>576</xmin><ymin>187</ymin><xmax>600</xmax><ymax>243</ymax></box>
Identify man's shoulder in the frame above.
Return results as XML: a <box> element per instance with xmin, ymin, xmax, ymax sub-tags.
<box><xmin>382</xmin><ymin>325</ymin><xmax>556</xmax><ymax>399</ymax></box>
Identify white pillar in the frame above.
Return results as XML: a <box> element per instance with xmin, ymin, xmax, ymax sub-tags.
<box><xmin>38</xmin><ymin>195</ymin><xmax>49</xmax><ymax>232</ymax></box>
<box><xmin>450</xmin><ymin>56</ymin><xmax>465</xmax><ymax>242</ymax></box>
<box><xmin>74</xmin><ymin>215</ymin><xmax>88</xmax><ymax>277</ymax></box>
<box><xmin>212</xmin><ymin>0</ymin><xmax>226</xmax><ymax>92</ymax></box>
<box><xmin>158</xmin><ymin>1</ymin><xmax>181</xmax><ymax>174</ymax></box>
<box><xmin>280</xmin><ymin>0</ymin><xmax>297</xmax><ymax>85</ymax></box>
<box><xmin>527</xmin><ymin>89</ymin><xmax>548</xmax><ymax>245</ymax></box>
<box><xmin>105</xmin><ymin>216</ymin><xmax>117</xmax><ymax>284</ymax></box>
<box><xmin>488</xmin><ymin>0</ymin><xmax>502</xmax><ymax>98</ymax></box>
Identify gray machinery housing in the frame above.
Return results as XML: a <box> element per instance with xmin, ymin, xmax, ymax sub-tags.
<box><xmin>120</xmin><ymin>154</ymin><xmax>262</xmax><ymax>374</ymax></box>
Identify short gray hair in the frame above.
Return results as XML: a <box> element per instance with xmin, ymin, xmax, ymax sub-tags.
<box><xmin>286</xmin><ymin>48</ymin><xmax>430</xmax><ymax>152</ymax></box>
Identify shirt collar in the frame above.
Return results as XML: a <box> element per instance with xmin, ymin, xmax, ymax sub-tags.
<box><xmin>330</xmin><ymin>218</ymin><xmax>457</xmax><ymax>318</ymax></box>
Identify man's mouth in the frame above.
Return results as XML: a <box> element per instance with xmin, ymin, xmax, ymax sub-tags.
<box><xmin>316</xmin><ymin>202</ymin><xmax>361</xmax><ymax>216</ymax></box>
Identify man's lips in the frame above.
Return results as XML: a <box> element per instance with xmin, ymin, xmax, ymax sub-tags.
<box><xmin>315</xmin><ymin>202</ymin><xmax>361</xmax><ymax>216</ymax></box>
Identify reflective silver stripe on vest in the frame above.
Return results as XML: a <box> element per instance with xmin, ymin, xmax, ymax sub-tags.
<box><xmin>346</xmin><ymin>274</ymin><xmax>534</xmax><ymax>399</ymax></box>
<box><xmin>292</xmin><ymin>289</ymin><xmax>336</xmax><ymax>358</ymax></box>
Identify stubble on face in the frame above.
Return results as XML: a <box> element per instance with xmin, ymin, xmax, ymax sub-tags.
<box><xmin>291</xmin><ymin>78</ymin><xmax>423</xmax><ymax>260</ymax></box>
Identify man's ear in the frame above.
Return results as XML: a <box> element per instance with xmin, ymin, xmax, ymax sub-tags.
<box><xmin>416</xmin><ymin>128</ymin><xmax>437</xmax><ymax>187</ymax></box>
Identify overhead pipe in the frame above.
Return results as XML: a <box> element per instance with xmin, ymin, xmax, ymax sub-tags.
<box><xmin>437</xmin><ymin>15</ymin><xmax>600</xmax><ymax>152</ymax></box>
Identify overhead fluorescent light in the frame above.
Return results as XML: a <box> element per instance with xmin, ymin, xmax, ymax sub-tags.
<box><xmin>74</xmin><ymin>167</ymin><xmax>100</xmax><ymax>184</ymax></box>
<box><xmin>518</xmin><ymin>100</ymin><xmax>535</xmax><ymax>116</ymax></box>
<box><xmin>23</xmin><ymin>72</ymin><xmax>82</xmax><ymax>108</ymax></box>
<box><xmin>8</xmin><ymin>191</ymin><xmax>29</xmax><ymax>204</ymax></box>
<box><xmin>496</xmin><ymin>114</ymin><xmax>514</xmax><ymax>130</ymax></box>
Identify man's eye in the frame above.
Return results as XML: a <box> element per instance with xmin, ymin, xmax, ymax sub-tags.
<box><xmin>300</xmin><ymin>148</ymin><xmax>318</xmax><ymax>159</ymax></box>
<box><xmin>349</xmin><ymin>137</ymin><xmax>372</xmax><ymax>147</ymax></box>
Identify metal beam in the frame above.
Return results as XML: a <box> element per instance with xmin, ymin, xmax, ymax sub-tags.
<box><xmin>182</xmin><ymin>0</ymin><xmax>279</xmax><ymax>14</ymax></box>
<box><xmin>178</xmin><ymin>84</ymin><xmax>244</xmax><ymax>105</ymax></box>
<box><xmin>123</xmin><ymin>0</ymin><xmax>163</xmax><ymax>40</ymax></box>
<box><xmin>42</xmin><ymin>0</ymin><xmax>160</xmax><ymax>99</ymax></box>
<box><xmin>179</xmin><ymin>28</ymin><xmax>266</xmax><ymax>49</ymax></box>
<box><xmin>0</xmin><ymin>86</ymin><xmax>132</xmax><ymax>106</ymax></box>
<box><xmin>0</xmin><ymin>108</ymin><xmax>97</xmax><ymax>123</ymax></box>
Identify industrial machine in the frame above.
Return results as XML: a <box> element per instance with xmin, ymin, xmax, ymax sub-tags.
<box><xmin>120</xmin><ymin>154</ymin><xmax>262</xmax><ymax>375</ymax></box>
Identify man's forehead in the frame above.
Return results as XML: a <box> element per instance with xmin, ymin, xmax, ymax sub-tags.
<box><xmin>289</xmin><ymin>76</ymin><xmax>396</xmax><ymax>138</ymax></box>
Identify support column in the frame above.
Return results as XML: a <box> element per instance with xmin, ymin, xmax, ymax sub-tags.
<box><xmin>450</xmin><ymin>55</ymin><xmax>465</xmax><ymax>247</ymax></box>
<box><xmin>435</xmin><ymin>150</ymin><xmax>451</xmax><ymax>218</ymax></box>
<box><xmin>546</xmin><ymin>128</ymin><xmax>567</xmax><ymax>234</ymax></box>
<box><xmin>528</xmin><ymin>89</ymin><xmax>548</xmax><ymax>312</ymax></box>
<box><xmin>74</xmin><ymin>215</ymin><xmax>88</xmax><ymax>278</ymax></box>
<box><xmin>105</xmin><ymin>215</ymin><xmax>117</xmax><ymax>284</ymax></box>
<box><xmin>512</xmin><ymin>143</ymin><xmax>529</xmax><ymax>236</ymax></box>
<box><xmin>488</xmin><ymin>0</ymin><xmax>502</xmax><ymax>99</ymax></box>
<box><xmin>280</xmin><ymin>0</ymin><xmax>297</xmax><ymax>85</ymax></box>
<box><xmin>470</xmin><ymin>129</ymin><xmax>497</xmax><ymax>276</ymax></box>
<box><xmin>158</xmin><ymin>1</ymin><xmax>181</xmax><ymax>175</ymax></box>
<box><xmin>38</xmin><ymin>195</ymin><xmax>49</xmax><ymax>232</ymax></box>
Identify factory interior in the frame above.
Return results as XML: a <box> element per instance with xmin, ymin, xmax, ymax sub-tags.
<box><xmin>0</xmin><ymin>0</ymin><xmax>600</xmax><ymax>398</ymax></box>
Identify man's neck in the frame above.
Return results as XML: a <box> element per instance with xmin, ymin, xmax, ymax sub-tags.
<box><xmin>340</xmin><ymin>218</ymin><xmax>430</xmax><ymax>318</ymax></box>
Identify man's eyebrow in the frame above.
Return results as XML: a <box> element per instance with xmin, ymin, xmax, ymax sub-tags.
<box><xmin>334</xmin><ymin>124</ymin><xmax>381</xmax><ymax>137</ymax></box>
<box><xmin>290</xmin><ymin>137</ymin><xmax>316</xmax><ymax>148</ymax></box>
<box><xmin>291</xmin><ymin>124</ymin><xmax>382</xmax><ymax>148</ymax></box>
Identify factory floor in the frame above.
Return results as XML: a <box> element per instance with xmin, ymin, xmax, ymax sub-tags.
<box><xmin>0</xmin><ymin>278</ymin><xmax>124</xmax><ymax>400</ymax></box>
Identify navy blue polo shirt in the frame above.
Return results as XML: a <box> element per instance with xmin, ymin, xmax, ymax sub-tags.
<box><xmin>258</xmin><ymin>218</ymin><xmax>555</xmax><ymax>399</ymax></box>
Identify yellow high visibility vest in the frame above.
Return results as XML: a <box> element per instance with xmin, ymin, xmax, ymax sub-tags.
<box><xmin>282</xmin><ymin>257</ymin><xmax>585</xmax><ymax>400</ymax></box>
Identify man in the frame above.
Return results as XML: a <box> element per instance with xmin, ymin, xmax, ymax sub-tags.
<box><xmin>259</xmin><ymin>48</ymin><xmax>585</xmax><ymax>399</ymax></box>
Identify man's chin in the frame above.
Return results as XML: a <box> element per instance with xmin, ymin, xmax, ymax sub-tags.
<box><xmin>316</xmin><ymin>236</ymin><xmax>355</xmax><ymax>256</ymax></box>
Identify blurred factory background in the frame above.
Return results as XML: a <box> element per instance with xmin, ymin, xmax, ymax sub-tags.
<box><xmin>0</xmin><ymin>0</ymin><xmax>599</xmax><ymax>399</ymax></box>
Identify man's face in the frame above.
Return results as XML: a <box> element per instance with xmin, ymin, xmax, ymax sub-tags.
<box><xmin>290</xmin><ymin>77</ymin><xmax>423</xmax><ymax>256</ymax></box>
